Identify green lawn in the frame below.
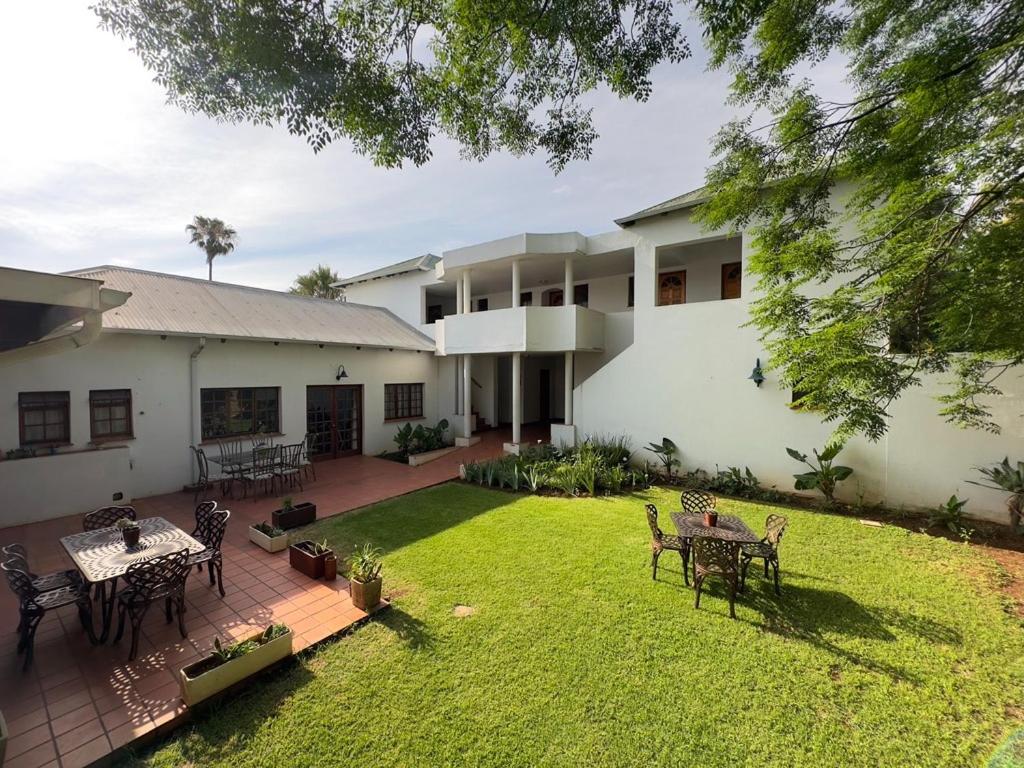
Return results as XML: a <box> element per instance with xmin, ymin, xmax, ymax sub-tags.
<box><xmin>129</xmin><ymin>484</ymin><xmax>1024</xmax><ymax>767</ymax></box>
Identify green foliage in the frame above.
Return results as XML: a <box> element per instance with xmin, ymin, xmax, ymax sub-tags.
<box><xmin>311</xmin><ymin>539</ymin><xmax>332</xmax><ymax>556</ymax></box>
<box><xmin>787</xmin><ymin>445</ymin><xmax>854</xmax><ymax>504</ymax></box>
<box><xmin>114</xmin><ymin>517</ymin><xmax>138</xmax><ymax>530</ymax></box>
<box><xmin>185</xmin><ymin>215</ymin><xmax>236</xmax><ymax>281</ymax></box>
<box><xmin>348</xmin><ymin>544</ymin><xmax>383</xmax><ymax>583</ymax></box>
<box><xmin>210</xmin><ymin>624</ymin><xmax>289</xmax><ymax>665</ymax></box>
<box><xmin>694</xmin><ymin>0</ymin><xmax>1024</xmax><ymax>440</ymax></box>
<box><xmin>928</xmin><ymin>495</ymin><xmax>971</xmax><ymax>539</ymax></box>
<box><xmin>280</xmin><ymin>497</ymin><xmax>294</xmax><ymax>511</ymax></box>
<box><xmin>646</xmin><ymin>437</ymin><xmax>681</xmax><ymax>479</ymax></box>
<box><xmin>94</xmin><ymin>0</ymin><xmax>686</xmax><ymax>172</ymax></box>
<box><xmin>394</xmin><ymin>420</ymin><xmax>451</xmax><ymax>457</ymax></box>
<box><xmin>970</xmin><ymin>458</ymin><xmax>1024</xmax><ymax>531</ymax></box>
<box><xmin>290</xmin><ymin>265</ymin><xmax>341</xmax><ymax>300</ymax></box>
<box><xmin>252</xmin><ymin>522</ymin><xmax>285</xmax><ymax>537</ymax></box>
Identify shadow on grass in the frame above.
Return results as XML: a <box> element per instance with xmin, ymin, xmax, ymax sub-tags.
<box><xmin>380</xmin><ymin>606</ymin><xmax>434</xmax><ymax>651</ymax></box>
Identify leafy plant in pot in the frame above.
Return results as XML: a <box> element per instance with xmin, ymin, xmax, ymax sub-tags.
<box><xmin>289</xmin><ymin>538</ymin><xmax>333</xmax><ymax>579</ymax></box>
<box><xmin>249</xmin><ymin>521</ymin><xmax>288</xmax><ymax>553</ymax></box>
<box><xmin>348</xmin><ymin>544</ymin><xmax>383</xmax><ymax>611</ymax></box>
<box><xmin>115</xmin><ymin>517</ymin><xmax>141</xmax><ymax>548</ymax></box>
<box><xmin>179</xmin><ymin>624</ymin><xmax>293</xmax><ymax>706</ymax></box>
<box><xmin>273</xmin><ymin>496</ymin><xmax>316</xmax><ymax>530</ymax></box>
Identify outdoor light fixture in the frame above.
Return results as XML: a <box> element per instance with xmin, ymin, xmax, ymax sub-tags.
<box><xmin>335</xmin><ymin>364</ymin><xmax>348</xmax><ymax>381</ymax></box>
<box><xmin>748</xmin><ymin>358</ymin><xmax>765</xmax><ymax>387</ymax></box>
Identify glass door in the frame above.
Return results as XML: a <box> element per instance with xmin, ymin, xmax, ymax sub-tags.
<box><xmin>306</xmin><ymin>385</ymin><xmax>362</xmax><ymax>459</ymax></box>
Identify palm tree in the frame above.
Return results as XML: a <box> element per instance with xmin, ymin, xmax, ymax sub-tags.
<box><xmin>186</xmin><ymin>216</ymin><xmax>237</xmax><ymax>281</ymax></box>
<box><xmin>291</xmin><ymin>265</ymin><xmax>342</xmax><ymax>300</ymax></box>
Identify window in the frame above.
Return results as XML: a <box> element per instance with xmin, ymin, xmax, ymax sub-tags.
<box><xmin>385</xmin><ymin>383</ymin><xmax>424</xmax><ymax>420</ymax></box>
<box><xmin>627</xmin><ymin>276</ymin><xmax>635</xmax><ymax>308</ymax></box>
<box><xmin>90</xmin><ymin>389</ymin><xmax>133</xmax><ymax>440</ymax></box>
<box><xmin>573</xmin><ymin>284</ymin><xmax>589</xmax><ymax>307</ymax></box>
<box><xmin>426</xmin><ymin>304</ymin><xmax>444</xmax><ymax>324</ymax></box>
<box><xmin>19</xmin><ymin>391</ymin><xmax>70</xmax><ymax>446</ymax></box>
<box><xmin>657</xmin><ymin>271</ymin><xmax>686</xmax><ymax>306</ymax></box>
<box><xmin>477</xmin><ymin>298</ymin><xmax>489</xmax><ymax>312</ymax></box>
<box><xmin>545</xmin><ymin>289</ymin><xmax>564</xmax><ymax>306</ymax></box>
<box><xmin>721</xmin><ymin>262</ymin><xmax>742</xmax><ymax>299</ymax></box>
<box><xmin>520</xmin><ymin>291</ymin><xmax>533</xmax><ymax>307</ymax></box>
<box><xmin>200</xmin><ymin>387</ymin><xmax>280</xmax><ymax>440</ymax></box>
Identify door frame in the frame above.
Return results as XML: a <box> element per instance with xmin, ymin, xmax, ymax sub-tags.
<box><xmin>306</xmin><ymin>384</ymin><xmax>364</xmax><ymax>460</ymax></box>
<box><xmin>721</xmin><ymin>261</ymin><xmax>742</xmax><ymax>300</ymax></box>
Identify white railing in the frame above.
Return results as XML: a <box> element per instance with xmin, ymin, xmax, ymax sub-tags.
<box><xmin>436</xmin><ymin>305</ymin><xmax>604</xmax><ymax>355</ymax></box>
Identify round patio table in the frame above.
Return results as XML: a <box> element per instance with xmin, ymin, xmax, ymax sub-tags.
<box><xmin>670</xmin><ymin>512</ymin><xmax>760</xmax><ymax>543</ymax></box>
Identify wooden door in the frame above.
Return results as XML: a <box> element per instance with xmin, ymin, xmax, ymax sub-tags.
<box><xmin>658</xmin><ymin>271</ymin><xmax>686</xmax><ymax>305</ymax></box>
<box><xmin>306</xmin><ymin>385</ymin><xmax>363</xmax><ymax>459</ymax></box>
<box><xmin>721</xmin><ymin>262</ymin><xmax>742</xmax><ymax>299</ymax></box>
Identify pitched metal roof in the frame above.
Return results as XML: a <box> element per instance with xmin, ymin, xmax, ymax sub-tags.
<box><xmin>334</xmin><ymin>253</ymin><xmax>440</xmax><ymax>287</ymax></box>
<box><xmin>615</xmin><ymin>186</ymin><xmax>710</xmax><ymax>227</ymax></box>
<box><xmin>66</xmin><ymin>266</ymin><xmax>434</xmax><ymax>351</ymax></box>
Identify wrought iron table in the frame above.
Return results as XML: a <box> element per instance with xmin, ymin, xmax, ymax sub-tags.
<box><xmin>60</xmin><ymin>517</ymin><xmax>205</xmax><ymax>642</ymax></box>
<box><xmin>670</xmin><ymin>513</ymin><xmax>761</xmax><ymax>544</ymax></box>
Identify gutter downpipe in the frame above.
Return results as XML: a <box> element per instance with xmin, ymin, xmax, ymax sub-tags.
<box><xmin>190</xmin><ymin>337</ymin><xmax>207</xmax><ymax>483</ymax></box>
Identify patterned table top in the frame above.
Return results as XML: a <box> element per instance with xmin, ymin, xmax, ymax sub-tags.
<box><xmin>670</xmin><ymin>513</ymin><xmax>760</xmax><ymax>544</ymax></box>
<box><xmin>60</xmin><ymin>517</ymin><xmax>205</xmax><ymax>583</ymax></box>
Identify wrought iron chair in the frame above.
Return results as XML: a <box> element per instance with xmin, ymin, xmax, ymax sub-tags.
<box><xmin>680</xmin><ymin>489</ymin><xmax>717</xmax><ymax>515</ymax></box>
<box><xmin>644</xmin><ymin>504</ymin><xmax>689</xmax><ymax>584</ymax></box>
<box><xmin>1</xmin><ymin>543</ymin><xmax>82</xmax><ymax>594</ymax></box>
<box><xmin>84</xmin><ymin>505</ymin><xmax>137</xmax><ymax>531</ymax></box>
<box><xmin>300</xmin><ymin>432</ymin><xmax>316</xmax><ymax>481</ymax></box>
<box><xmin>2</xmin><ymin>557</ymin><xmax>96</xmax><ymax>669</ymax></box>
<box><xmin>275</xmin><ymin>443</ymin><xmax>305</xmax><ymax>491</ymax></box>
<box><xmin>740</xmin><ymin>514</ymin><xmax>789</xmax><ymax>595</ymax></box>
<box><xmin>114</xmin><ymin>548</ymin><xmax>191</xmax><ymax>661</ymax></box>
<box><xmin>242</xmin><ymin>445</ymin><xmax>278</xmax><ymax>498</ymax></box>
<box><xmin>190</xmin><ymin>445</ymin><xmax>216</xmax><ymax>503</ymax></box>
<box><xmin>188</xmin><ymin>503</ymin><xmax>230</xmax><ymax>597</ymax></box>
<box><xmin>217</xmin><ymin>438</ymin><xmax>247</xmax><ymax>496</ymax></box>
<box><xmin>692</xmin><ymin>536</ymin><xmax>741</xmax><ymax>619</ymax></box>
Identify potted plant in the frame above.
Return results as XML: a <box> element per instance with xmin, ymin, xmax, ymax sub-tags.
<box><xmin>704</xmin><ymin>510</ymin><xmax>719</xmax><ymax>527</ymax></box>
<box><xmin>115</xmin><ymin>517</ymin><xmax>141</xmax><ymax>548</ymax></box>
<box><xmin>179</xmin><ymin>624</ymin><xmax>293</xmax><ymax>706</ymax></box>
<box><xmin>289</xmin><ymin>539</ymin><xmax>332</xmax><ymax>579</ymax></box>
<box><xmin>272</xmin><ymin>496</ymin><xmax>317</xmax><ymax>530</ymax></box>
<box><xmin>348</xmin><ymin>544</ymin><xmax>383</xmax><ymax>611</ymax></box>
<box><xmin>248</xmin><ymin>521</ymin><xmax>288</xmax><ymax>553</ymax></box>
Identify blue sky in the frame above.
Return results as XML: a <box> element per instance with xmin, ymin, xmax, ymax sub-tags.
<box><xmin>0</xmin><ymin>2</ymin><xmax>845</xmax><ymax>291</ymax></box>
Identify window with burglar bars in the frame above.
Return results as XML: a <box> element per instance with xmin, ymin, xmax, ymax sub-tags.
<box><xmin>385</xmin><ymin>383</ymin><xmax>424</xmax><ymax>420</ymax></box>
<box><xmin>90</xmin><ymin>389</ymin><xmax>133</xmax><ymax>440</ymax></box>
<box><xmin>19</xmin><ymin>391</ymin><xmax>70</xmax><ymax>446</ymax></box>
<box><xmin>200</xmin><ymin>387</ymin><xmax>280</xmax><ymax>440</ymax></box>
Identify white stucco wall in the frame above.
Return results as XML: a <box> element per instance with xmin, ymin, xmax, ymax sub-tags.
<box><xmin>0</xmin><ymin>332</ymin><xmax>437</xmax><ymax>524</ymax></box>
<box><xmin>341</xmin><ymin>270</ymin><xmax>439</xmax><ymax>328</ymax></box>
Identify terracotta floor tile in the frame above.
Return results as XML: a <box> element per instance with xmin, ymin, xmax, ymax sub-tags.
<box><xmin>6</xmin><ymin>706</ymin><xmax>50</xmax><ymax>737</ymax></box>
<box><xmin>59</xmin><ymin>734</ymin><xmax>113</xmax><ymax>768</ymax></box>
<box><xmin>49</xmin><ymin>702</ymin><xmax>99</xmax><ymax>737</ymax></box>
<box><xmin>3</xmin><ymin>739</ymin><xmax>58</xmax><ymax>768</ymax></box>
<box><xmin>5</xmin><ymin>722</ymin><xmax>54</xmax><ymax>759</ymax></box>
<box><xmin>55</xmin><ymin>717</ymin><xmax>106</xmax><ymax>756</ymax></box>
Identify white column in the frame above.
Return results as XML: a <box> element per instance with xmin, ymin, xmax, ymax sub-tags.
<box><xmin>462</xmin><ymin>270</ymin><xmax>473</xmax><ymax>314</ymax></box>
<box><xmin>512</xmin><ymin>352</ymin><xmax>522</xmax><ymax>444</ymax></box>
<box><xmin>564</xmin><ymin>351</ymin><xmax>573</xmax><ymax>426</ymax></box>
<box><xmin>463</xmin><ymin>354</ymin><xmax>473</xmax><ymax>438</ymax></box>
<box><xmin>455</xmin><ymin>356</ymin><xmax>463</xmax><ymax>415</ymax></box>
<box><xmin>565</xmin><ymin>257</ymin><xmax>574</xmax><ymax>305</ymax></box>
<box><xmin>511</xmin><ymin>260</ymin><xmax>521</xmax><ymax>308</ymax></box>
<box><xmin>456</xmin><ymin>277</ymin><xmax>464</xmax><ymax>315</ymax></box>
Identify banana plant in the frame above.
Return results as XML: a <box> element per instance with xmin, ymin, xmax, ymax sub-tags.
<box><xmin>969</xmin><ymin>458</ymin><xmax>1024</xmax><ymax>532</ymax></box>
<box><xmin>646</xmin><ymin>437</ymin><xmax>681</xmax><ymax>479</ymax></box>
<box><xmin>787</xmin><ymin>444</ymin><xmax>853</xmax><ymax>504</ymax></box>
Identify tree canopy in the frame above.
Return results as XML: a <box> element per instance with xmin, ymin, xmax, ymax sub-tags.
<box><xmin>693</xmin><ymin>0</ymin><xmax>1024</xmax><ymax>440</ymax></box>
<box><xmin>291</xmin><ymin>265</ymin><xmax>343</xmax><ymax>299</ymax></box>
<box><xmin>186</xmin><ymin>215</ymin><xmax>237</xmax><ymax>281</ymax></box>
<box><xmin>94</xmin><ymin>0</ymin><xmax>686</xmax><ymax>171</ymax></box>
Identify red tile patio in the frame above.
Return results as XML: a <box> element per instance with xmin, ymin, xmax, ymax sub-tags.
<box><xmin>0</xmin><ymin>428</ymin><xmax>534</xmax><ymax>767</ymax></box>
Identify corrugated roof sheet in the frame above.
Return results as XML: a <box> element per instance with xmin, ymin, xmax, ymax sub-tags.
<box><xmin>615</xmin><ymin>186</ymin><xmax>709</xmax><ymax>226</ymax></box>
<box><xmin>334</xmin><ymin>253</ymin><xmax>439</xmax><ymax>287</ymax></box>
<box><xmin>66</xmin><ymin>266</ymin><xmax>434</xmax><ymax>351</ymax></box>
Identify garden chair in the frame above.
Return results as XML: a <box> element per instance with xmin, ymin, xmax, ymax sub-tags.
<box><xmin>2</xmin><ymin>556</ymin><xmax>96</xmax><ymax>669</ymax></box>
<box><xmin>275</xmin><ymin>443</ymin><xmax>305</xmax><ymax>491</ymax></box>
<box><xmin>242</xmin><ymin>445</ymin><xmax>278</xmax><ymax>498</ymax></box>
<box><xmin>644</xmin><ymin>504</ymin><xmax>689</xmax><ymax>584</ymax></box>
<box><xmin>217</xmin><ymin>438</ymin><xmax>247</xmax><ymax>495</ymax></box>
<box><xmin>83</xmin><ymin>504</ymin><xmax>137</xmax><ymax>531</ymax></box>
<box><xmin>692</xmin><ymin>536</ymin><xmax>740</xmax><ymax>619</ymax></box>
<box><xmin>114</xmin><ymin>548</ymin><xmax>191</xmax><ymax>661</ymax></box>
<box><xmin>188</xmin><ymin>502</ymin><xmax>230</xmax><ymax>597</ymax></box>
<box><xmin>1</xmin><ymin>543</ymin><xmax>82</xmax><ymax>594</ymax></box>
<box><xmin>300</xmin><ymin>431</ymin><xmax>316</xmax><ymax>481</ymax></box>
<box><xmin>680</xmin><ymin>489</ymin><xmax>716</xmax><ymax>515</ymax></box>
<box><xmin>740</xmin><ymin>514</ymin><xmax>788</xmax><ymax>595</ymax></box>
<box><xmin>190</xmin><ymin>445</ymin><xmax>215</xmax><ymax>503</ymax></box>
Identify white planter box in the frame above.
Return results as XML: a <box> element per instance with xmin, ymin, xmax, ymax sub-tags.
<box><xmin>180</xmin><ymin>628</ymin><xmax>294</xmax><ymax>706</ymax></box>
<box><xmin>248</xmin><ymin>525</ymin><xmax>288</xmax><ymax>553</ymax></box>
<box><xmin>408</xmin><ymin>446</ymin><xmax>459</xmax><ymax>466</ymax></box>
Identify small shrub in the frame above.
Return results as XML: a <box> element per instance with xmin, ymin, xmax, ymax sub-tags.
<box><xmin>647</xmin><ymin>437</ymin><xmax>681</xmax><ymax>479</ymax></box>
<box><xmin>348</xmin><ymin>544</ymin><xmax>383</xmax><ymax>583</ymax></box>
<box><xmin>787</xmin><ymin>444</ymin><xmax>853</xmax><ymax>504</ymax></box>
<box><xmin>928</xmin><ymin>495</ymin><xmax>971</xmax><ymax>537</ymax></box>
<box><xmin>970</xmin><ymin>458</ymin><xmax>1024</xmax><ymax>532</ymax></box>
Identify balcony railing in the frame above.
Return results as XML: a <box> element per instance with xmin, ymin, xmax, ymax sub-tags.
<box><xmin>436</xmin><ymin>305</ymin><xmax>604</xmax><ymax>355</ymax></box>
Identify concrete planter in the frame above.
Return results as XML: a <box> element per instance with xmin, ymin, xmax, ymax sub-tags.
<box><xmin>350</xmin><ymin>577</ymin><xmax>382</xmax><ymax>611</ymax></box>
<box><xmin>273</xmin><ymin>502</ymin><xmax>316</xmax><ymax>530</ymax></box>
<box><xmin>248</xmin><ymin>525</ymin><xmax>288</xmax><ymax>553</ymax></box>
<box><xmin>289</xmin><ymin>540</ymin><xmax>332</xmax><ymax>579</ymax></box>
<box><xmin>0</xmin><ymin>709</ymin><xmax>7</xmax><ymax>767</ymax></box>
<box><xmin>408</xmin><ymin>446</ymin><xmax>459</xmax><ymax>467</ymax></box>
<box><xmin>180</xmin><ymin>628</ymin><xmax>294</xmax><ymax>707</ymax></box>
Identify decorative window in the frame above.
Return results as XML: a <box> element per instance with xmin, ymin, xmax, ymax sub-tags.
<box><xmin>89</xmin><ymin>389</ymin><xmax>133</xmax><ymax>440</ymax></box>
<box><xmin>477</xmin><ymin>298</ymin><xmax>489</xmax><ymax>312</ymax></box>
<box><xmin>627</xmin><ymin>276</ymin><xmax>635</xmax><ymax>308</ymax></box>
<box><xmin>520</xmin><ymin>291</ymin><xmax>533</xmax><ymax>307</ymax></box>
<box><xmin>19</xmin><ymin>391</ymin><xmax>70</xmax><ymax>446</ymax></box>
<box><xmin>200</xmin><ymin>387</ymin><xmax>280</xmax><ymax>440</ymax></box>
<box><xmin>657</xmin><ymin>271</ymin><xmax>686</xmax><ymax>306</ymax></box>
<box><xmin>385</xmin><ymin>383</ymin><xmax>424</xmax><ymax>420</ymax></box>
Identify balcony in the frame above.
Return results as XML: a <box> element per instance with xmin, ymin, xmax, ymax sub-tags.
<box><xmin>435</xmin><ymin>305</ymin><xmax>605</xmax><ymax>355</ymax></box>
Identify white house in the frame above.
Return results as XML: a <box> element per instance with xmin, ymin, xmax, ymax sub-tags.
<box><xmin>3</xmin><ymin>186</ymin><xmax>1023</xmax><ymax>525</ymax></box>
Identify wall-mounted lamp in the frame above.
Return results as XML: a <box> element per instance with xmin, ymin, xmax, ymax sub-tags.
<box><xmin>335</xmin><ymin>364</ymin><xmax>348</xmax><ymax>381</ymax></box>
<box><xmin>748</xmin><ymin>358</ymin><xmax>765</xmax><ymax>387</ymax></box>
